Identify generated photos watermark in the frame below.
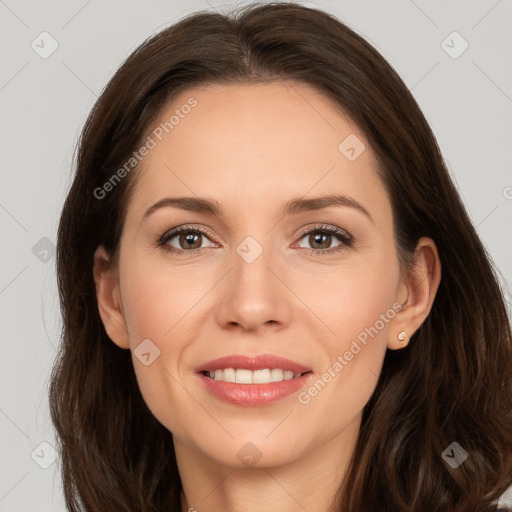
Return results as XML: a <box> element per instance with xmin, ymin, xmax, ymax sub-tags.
<box><xmin>298</xmin><ymin>302</ymin><xmax>403</xmax><ymax>405</ymax></box>
<box><xmin>93</xmin><ymin>96</ymin><xmax>198</xmax><ymax>200</ymax></box>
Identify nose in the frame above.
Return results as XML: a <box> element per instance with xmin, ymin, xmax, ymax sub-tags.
<box><xmin>214</xmin><ymin>242</ymin><xmax>292</xmax><ymax>333</ymax></box>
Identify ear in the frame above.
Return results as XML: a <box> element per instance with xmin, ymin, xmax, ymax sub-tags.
<box><xmin>387</xmin><ymin>237</ymin><xmax>441</xmax><ymax>350</ymax></box>
<box><xmin>93</xmin><ymin>245</ymin><xmax>130</xmax><ymax>349</ymax></box>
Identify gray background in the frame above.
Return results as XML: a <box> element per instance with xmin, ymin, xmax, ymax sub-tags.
<box><xmin>1</xmin><ymin>0</ymin><xmax>511</xmax><ymax>510</ymax></box>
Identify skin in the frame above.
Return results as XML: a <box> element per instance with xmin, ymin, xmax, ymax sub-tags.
<box><xmin>93</xmin><ymin>81</ymin><xmax>441</xmax><ymax>512</ymax></box>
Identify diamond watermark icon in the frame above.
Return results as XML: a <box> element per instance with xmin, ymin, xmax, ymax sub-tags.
<box><xmin>338</xmin><ymin>134</ymin><xmax>365</xmax><ymax>161</ymax></box>
<box><xmin>32</xmin><ymin>236</ymin><xmax>56</xmax><ymax>263</ymax></box>
<box><xmin>31</xmin><ymin>31</ymin><xmax>59</xmax><ymax>59</ymax></box>
<box><xmin>31</xmin><ymin>441</ymin><xmax>57</xmax><ymax>469</ymax></box>
<box><xmin>134</xmin><ymin>338</ymin><xmax>161</xmax><ymax>366</ymax></box>
<box><xmin>441</xmin><ymin>441</ymin><xmax>468</xmax><ymax>468</ymax></box>
<box><xmin>236</xmin><ymin>236</ymin><xmax>263</xmax><ymax>264</ymax></box>
<box><xmin>441</xmin><ymin>31</ymin><xmax>468</xmax><ymax>59</ymax></box>
<box><xmin>237</xmin><ymin>442</ymin><xmax>262</xmax><ymax>467</ymax></box>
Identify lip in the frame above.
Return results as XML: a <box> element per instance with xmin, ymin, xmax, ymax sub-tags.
<box><xmin>196</xmin><ymin>354</ymin><xmax>311</xmax><ymax>374</ymax></box>
<box><xmin>197</xmin><ymin>371</ymin><xmax>313</xmax><ymax>406</ymax></box>
<box><xmin>195</xmin><ymin>354</ymin><xmax>313</xmax><ymax>407</ymax></box>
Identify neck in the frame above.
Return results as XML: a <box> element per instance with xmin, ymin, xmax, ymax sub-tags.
<box><xmin>177</xmin><ymin>414</ymin><xmax>360</xmax><ymax>512</ymax></box>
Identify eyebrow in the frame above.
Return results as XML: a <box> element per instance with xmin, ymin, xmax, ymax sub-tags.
<box><xmin>143</xmin><ymin>194</ymin><xmax>374</xmax><ymax>224</ymax></box>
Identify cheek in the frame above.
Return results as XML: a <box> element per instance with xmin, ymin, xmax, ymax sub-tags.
<box><xmin>118</xmin><ymin>253</ymin><xmax>224</xmax><ymax>425</ymax></box>
<box><xmin>294</xmin><ymin>252</ymin><xmax>399</xmax><ymax>428</ymax></box>
<box><xmin>119</xmin><ymin>255</ymin><xmax>205</xmax><ymax>345</ymax></box>
<box><xmin>303</xmin><ymin>250</ymin><xmax>400</xmax><ymax>345</ymax></box>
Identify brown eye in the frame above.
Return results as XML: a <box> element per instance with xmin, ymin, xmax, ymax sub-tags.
<box><xmin>295</xmin><ymin>225</ymin><xmax>354</xmax><ymax>256</ymax></box>
<box><xmin>308</xmin><ymin>232</ymin><xmax>335</xmax><ymax>250</ymax></box>
<box><xmin>178</xmin><ymin>231</ymin><xmax>202</xmax><ymax>250</ymax></box>
<box><xmin>158</xmin><ymin>226</ymin><xmax>216</xmax><ymax>254</ymax></box>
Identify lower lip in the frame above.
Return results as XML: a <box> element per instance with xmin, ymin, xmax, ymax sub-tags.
<box><xmin>197</xmin><ymin>372</ymin><xmax>313</xmax><ymax>406</ymax></box>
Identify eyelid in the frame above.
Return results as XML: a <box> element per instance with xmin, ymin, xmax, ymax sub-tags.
<box><xmin>157</xmin><ymin>224</ymin><xmax>217</xmax><ymax>246</ymax></box>
<box><xmin>292</xmin><ymin>223</ymin><xmax>354</xmax><ymax>255</ymax></box>
<box><xmin>295</xmin><ymin>223</ymin><xmax>353</xmax><ymax>242</ymax></box>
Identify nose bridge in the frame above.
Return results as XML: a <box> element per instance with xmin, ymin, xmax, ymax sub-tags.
<box><xmin>234</xmin><ymin>234</ymin><xmax>274</xmax><ymax>289</ymax></box>
<box><xmin>214</xmin><ymin>232</ymin><xmax>291</xmax><ymax>331</ymax></box>
<box><xmin>231</xmin><ymin>232</ymin><xmax>279</xmax><ymax>304</ymax></box>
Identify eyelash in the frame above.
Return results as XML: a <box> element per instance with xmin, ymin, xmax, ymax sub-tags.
<box><xmin>156</xmin><ymin>223</ymin><xmax>354</xmax><ymax>257</ymax></box>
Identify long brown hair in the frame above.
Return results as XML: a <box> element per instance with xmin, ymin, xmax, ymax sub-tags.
<box><xmin>49</xmin><ymin>2</ymin><xmax>512</xmax><ymax>511</ymax></box>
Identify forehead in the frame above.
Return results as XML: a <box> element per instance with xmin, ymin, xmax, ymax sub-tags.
<box><xmin>125</xmin><ymin>81</ymin><xmax>389</xmax><ymax>224</ymax></box>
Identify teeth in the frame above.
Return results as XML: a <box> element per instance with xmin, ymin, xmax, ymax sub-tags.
<box><xmin>253</xmin><ymin>369</ymin><xmax>271</xmax><ymax>383</ymax></box>
<box><xmin>205</xmin><ymin>368</ymin><xmax>304</xmax><ymax>384</ymax></box>
<box><xmin>222</xmin><ymin>368</ymin><xmax>236</xmax><ymax>382</ymax></box>
<box><xmin>236</xmin><ymin>369</ymin><xmax>252</xmax><ymax>384</ymax></box>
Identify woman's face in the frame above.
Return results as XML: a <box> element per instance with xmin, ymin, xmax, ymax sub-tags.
<box><xmin>97</xmin><ymin>81</ymin><xmax>411</xmax><ymax>468</ymax></box>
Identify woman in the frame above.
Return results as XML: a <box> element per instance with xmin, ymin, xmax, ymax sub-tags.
<box><xmin>49</xmin><ymin>2</ymin><xmax>512</xmax><ymax>511</ymax></box>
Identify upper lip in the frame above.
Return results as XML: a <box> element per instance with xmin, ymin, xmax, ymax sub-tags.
<box><xmin>197</xmin><ymin>354</ymin><xmax>311</xmax><ymax>374</ymax></box>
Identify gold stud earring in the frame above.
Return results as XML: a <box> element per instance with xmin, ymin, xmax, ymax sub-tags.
<box><xmin>398</xmin><ymin>331</ymin><xmax>407</xmax><ymax>342</ymax></box>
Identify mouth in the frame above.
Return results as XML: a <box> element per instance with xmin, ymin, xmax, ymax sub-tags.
<box><xmin>195</xmin><ymin>354</ymin><xmax>314</xmax><ymax>406</ymax></box>
<box><xmin>200</xmin><ymin>368</ymin><xmax>312</xmax><ymax>384</ymax></box>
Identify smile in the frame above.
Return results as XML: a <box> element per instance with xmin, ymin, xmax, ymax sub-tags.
<box><xmin>201</xmin><ymin>368</ymin><xmax>309</xmax><ymax>384</ymax></box>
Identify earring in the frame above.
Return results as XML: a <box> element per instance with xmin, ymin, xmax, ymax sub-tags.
<box><xmin>397</xmin><ymin>331</ymin><xmax>407</xmax><ymax>342</ymax></box>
